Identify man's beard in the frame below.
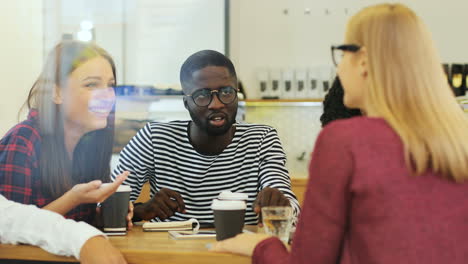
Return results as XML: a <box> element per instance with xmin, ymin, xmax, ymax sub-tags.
<box><xmin>188</xmin><ymin>108</ymin><xmax>237</xmax><ymax>136</ymax></box>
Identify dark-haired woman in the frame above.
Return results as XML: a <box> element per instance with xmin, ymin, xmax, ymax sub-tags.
<box><xmin>320</xmin><ymin>77</ymin><xmax>361</xmax><ymax>127</ymax></box>
<box><xmin>0</xmin><ymin>41</ymin><xmax>131</xmax><ymax>225</ymax></box>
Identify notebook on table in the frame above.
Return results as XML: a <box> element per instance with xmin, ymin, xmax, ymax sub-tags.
<box><xmin>142</xmin><ymin>218</ymin><xmax>200</xmax><ymax>232</ymax></box>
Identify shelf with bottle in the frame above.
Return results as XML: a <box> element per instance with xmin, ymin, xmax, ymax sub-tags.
<box><xmin>443</xmin><ymin>63</ymin><xmax>468</xmax><ymax>97</ymax></box>
<box><xmin>456</xmin><ymin>96</ymin><xmax>468</xmax><ymax>113</ymax></box>
<box><xmin>114</xmin><ymin>85</ymin><xmax>184</xmax><ymax>102</ymax></box>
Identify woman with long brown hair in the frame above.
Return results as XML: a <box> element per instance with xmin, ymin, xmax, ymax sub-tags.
<box><xmin>0</xmin><ymin>40</ymin><xmax>130</xmax><ymax>224</ymax></box>
<box><xmin>212</xmin><ymin>3</ymin><xmax>468</xmax><ymax>263</ymax></box>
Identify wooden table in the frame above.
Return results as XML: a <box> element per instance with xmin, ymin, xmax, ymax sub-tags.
<box><xmin>0</xmin><ymin>226</ymin><xmax>253</xmax><ymax>264</ymax></box>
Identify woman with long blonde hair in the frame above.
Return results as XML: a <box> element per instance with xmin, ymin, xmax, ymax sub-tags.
<box><xmin>211</xmin><ymin>3</ymin><xmax>468</xmax><ymax>264</ymax></box>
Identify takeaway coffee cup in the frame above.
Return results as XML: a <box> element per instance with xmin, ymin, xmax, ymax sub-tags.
<box><xmin>100</xmin><ymin>184</ymin><xmax>131</xmax><ymax>233</ymax></box>
<box><xmin>211</xmin><ymin>199</ymin><xmax>246</xmax><ymax>241</ymax></box>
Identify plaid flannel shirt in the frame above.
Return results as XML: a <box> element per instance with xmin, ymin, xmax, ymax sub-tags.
<box><xmin>0</xmin><ymin>110</ymin><xmax>95</xmax><ymax>223</ymax></box>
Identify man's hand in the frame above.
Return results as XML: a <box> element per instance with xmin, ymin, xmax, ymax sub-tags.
<box><xmin>134</xmin><ymin>188</ymin><xmax>186</xmax><ymax>221</ymax></box>
<box><xmin>254</xmin><ymin>187</ymin><xmax>290</xmax><ymax>226</ymax></box>
<box><xmin>80</xmin><ymin>236</ymin><xmax>127</xmax><ymax>264</ymax></box>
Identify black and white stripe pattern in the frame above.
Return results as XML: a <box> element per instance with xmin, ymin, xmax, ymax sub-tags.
<box><xmin>112</xmin><ymin>121</ymin><xmax>300</xmax><ymax>225</ymax></box>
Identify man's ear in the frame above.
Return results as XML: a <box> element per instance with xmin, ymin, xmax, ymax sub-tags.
<box><xmin>183</xmin><ymin>96</ymin><xmax>188</xmax><ymax>110</ymax></box>
<box><xmin>53</xmin><ymin>85</ymin><xmax>63</xmax><ymax>104</ymax></box>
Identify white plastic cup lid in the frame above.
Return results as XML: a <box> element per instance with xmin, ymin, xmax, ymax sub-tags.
<box><xmin>211</xmin><ymin>199</ymin><xmax>246</xmax><ymax>210</ymax></box>
<box><xmin>100</xmin><ymin>183</ymin><xmax>132</xmax><ymax>192</ymax></box>
<box><xmin>217</xmin><ymin>191</ymin><xmax>248</xmax><ymax>201</ymax></box>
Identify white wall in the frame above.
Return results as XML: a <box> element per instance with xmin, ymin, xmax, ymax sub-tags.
<box><xmin>124</xmin><ymin>0</ymin><xmax>225</xmax><ymax>86</ymax></box>
<box><xmin>230</xmin><ymin>0</ymin><xmax>468</xmax><ymax>99</ymax></box>
<box><xmin>0</xmin><ymin>0</ymin><xmax>43</xmax><ymax>136</ymax></box>
<box><xmin>43</xmin><ymin>0</ymin><xmax>126</xmax><ymax>84</ymax></box>
<box><xmin>42</xmin><ymin>0</ymin><xmax>225</xmax><ymax>87</ymax></box>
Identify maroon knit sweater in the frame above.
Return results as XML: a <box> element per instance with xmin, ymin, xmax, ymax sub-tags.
<box><xmin>253</xmin><ymin>117</ymin><xmax>468</xmax><ymax>264</ymax></box>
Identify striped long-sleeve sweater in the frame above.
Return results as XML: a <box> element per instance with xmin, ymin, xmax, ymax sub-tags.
<box><xmin>112</xmin><ymin>121</ymin><xmax>300</xmax><ymax>225</ymax></box>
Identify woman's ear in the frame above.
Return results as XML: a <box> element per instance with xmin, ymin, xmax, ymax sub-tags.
<box><xmin>53</xmin><ymin>85</ymin><xmax>63</xmax><ymax>104</ymax></box>
<box><xmin>358</xmin><ymin>47</ymin><xmax>368</xmax><ymax>79</ymax></box>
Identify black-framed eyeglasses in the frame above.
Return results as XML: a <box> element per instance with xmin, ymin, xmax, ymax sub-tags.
<box><xmin>186</xmin><ymin>86</ymin><xmax>238</xmax><ymax>107</ymax></box>
<box><xmin>331</xmin><ymin>44</ymin><xmax>361</xmax><ymax>67</ymax></box>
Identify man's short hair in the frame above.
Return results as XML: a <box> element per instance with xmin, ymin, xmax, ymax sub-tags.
<box><xmin>180</xmin><ymin>50</ymin><xmax>237</xmax><ymax>91</ymax></box>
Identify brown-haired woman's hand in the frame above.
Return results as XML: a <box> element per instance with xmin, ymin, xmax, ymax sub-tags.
<box><xmin>44</xmin><ymin>172</ymin><xmax>130</xmax><ymax>215</ymax></box>
<box><xmin>67</xmin><ymin>171</ymin><xmax>130</xmax><ymax>206</ymax></box>
<box><xmin>43</xmin><ymin>171</ymin><xmax>129</xmax><ymax>215</ymax></box>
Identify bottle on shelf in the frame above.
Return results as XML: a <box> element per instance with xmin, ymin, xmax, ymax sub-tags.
<box><xmin>451</xmin><ymin>64</ymin><xmax>465</xmax><ymax>96</ymax></box>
